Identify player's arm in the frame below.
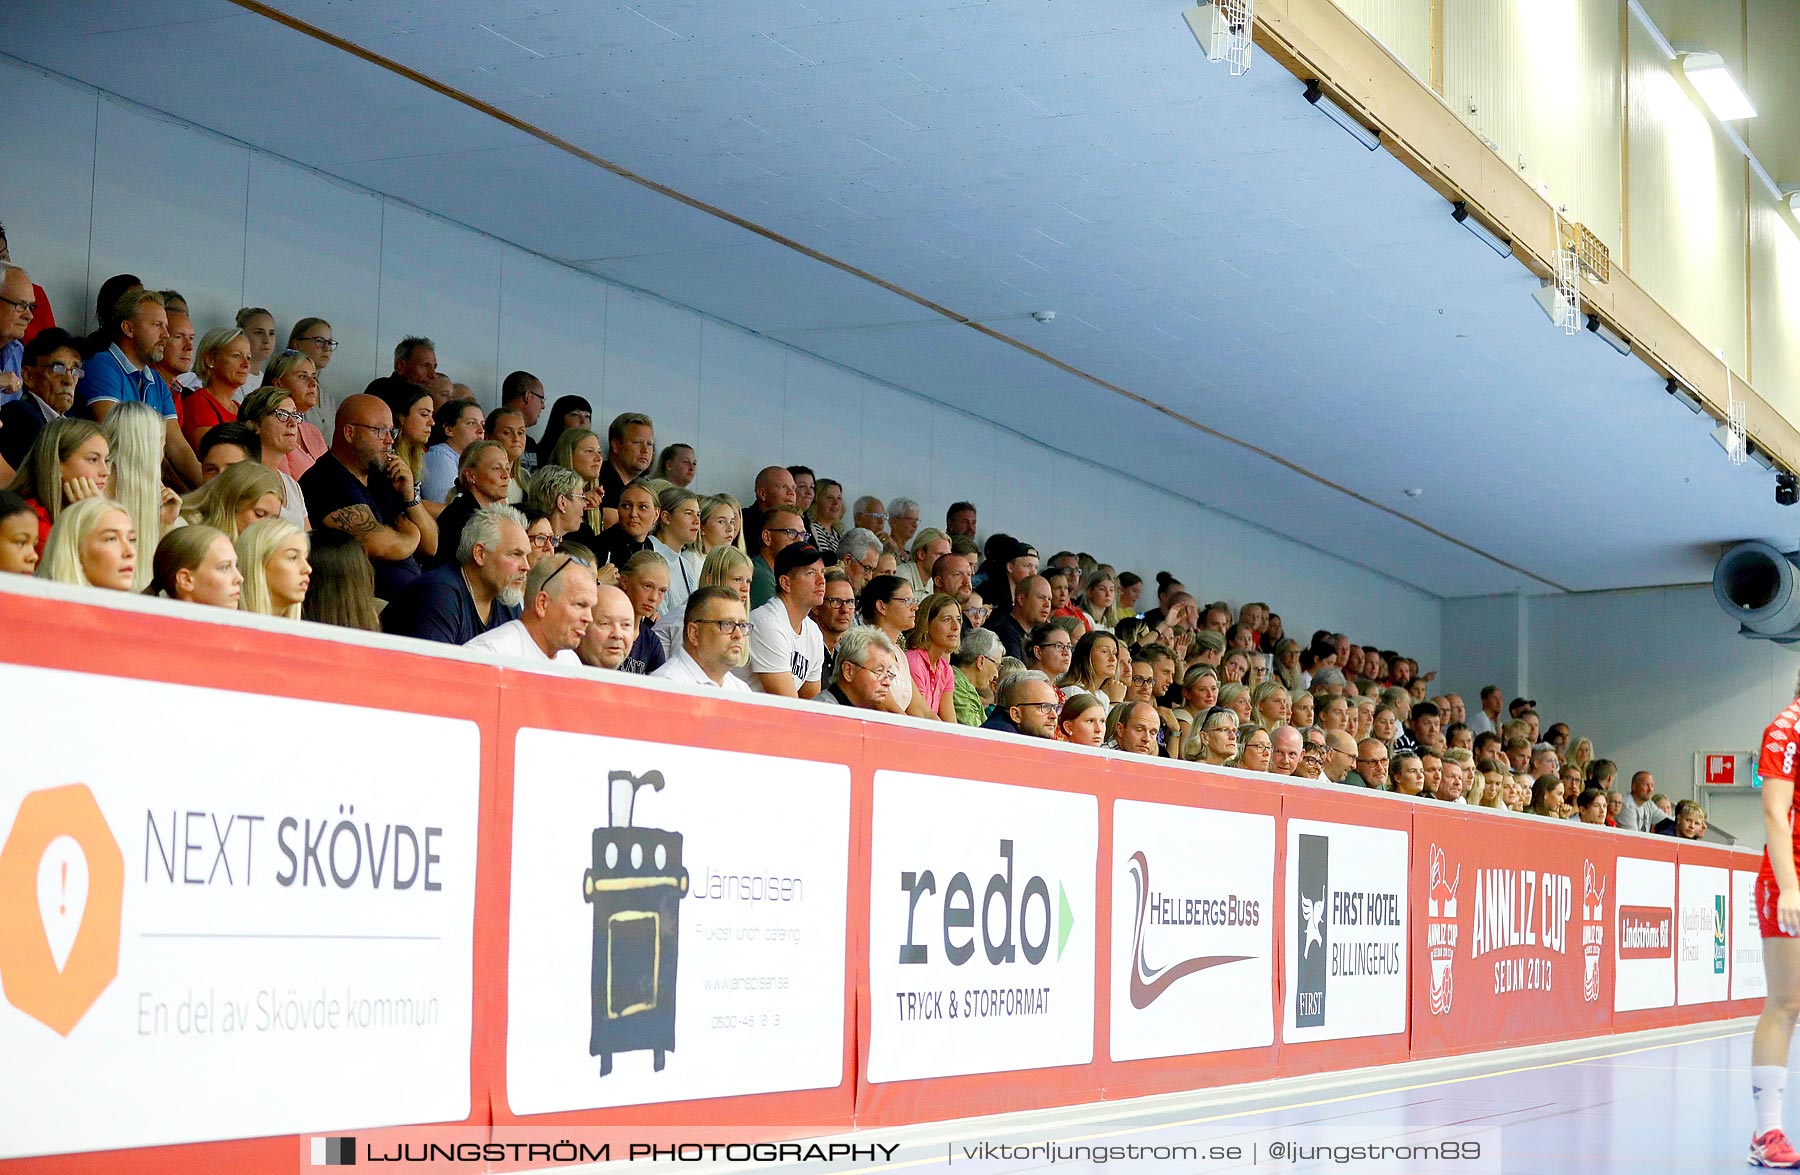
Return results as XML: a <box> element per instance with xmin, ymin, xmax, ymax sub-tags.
<box><xmin>1764</xmin><ymin>772</ymin><xmax>1800</xmax><ymax>934</ymax></box>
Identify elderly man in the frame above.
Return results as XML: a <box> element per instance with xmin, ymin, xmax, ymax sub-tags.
<box><xmin>931</xmin><ymin>551</ymin><xmax>973</xmax><ymax>605</ymax></box>
<box><xmin>1270</xmin><ymin>725</ymin><xmax>1305</xmax><ymax>777</ymax></box>
<box><xmin>0</xmin><ymin>265</ymin><xmax>36</xmax><ymax>405</ymax></box>
<box><xmin>887</xmin><ymin>497</ymin><xmax>921</xmax><ymax>550</ymax></box>
<box><xmin>1321</xmin><ymin>730</ymin><xmax>1359</xmax><ymax>784</ymax></box>
<box><xmin>74</xmin><ymin>287</ymin><xmax>203</xmax><ymax>484</ymax></box>
<box><xmin>852</xmin><ymin>495</ymin><xmax>888</xmax><ymax>540</ymax></box>
<box><xmin>0</xmin><ymin>328</ymin><xmax>81</xmax><ymax>472</ymax></box>
<box><xmin>577</xmin><ymin>583</ymin><xmax>639</xmax><ymax>671</ymax></box>
<box><xmin>818</xmin><ymin>626</ymin><xmax>901</xmax><ymax>709</ymax></box>
<box><xmin>598</xmin><ymin>412</ymin><xmax>655</xmax><ymax>526</ymax></box>
<box><xmin>1113</xmin><ymin>702</ymin><xmax>1161</xmax><ymax>757</ymax></box>
<box><xmin>750</xmin><ymin>507</ymin><xmax>806</xmax><ymax>609</ymax></box>
<box><xmin>741</xmin><ymin>544</ymin><xmax>826</xmax><ymax>698</ymax></box>
<box><xmin>900</xmin><ymin>527</ymin><xmax>949</xmax><ymax>594</ymax></box>
<box><xmin>499</xmin><ymin>370</ymin><xmax>546</xmax><ymax>471</ymax></box>
<box><xmin>838</xmin><ymin>528</ymin><xmax>882</xmax><ymax>593</ymax></box>
<box><xmin>951</xmin><ymin>626</ymin><xmax>1004</xmax><ymax>726</ymax></box>
<box><xmin>981</xmin><ymin>670</ymin><xmax>1060</xmax><ymax>739</ymax></box>
<box><xmin>1349</xmin><ymin>739</ymin><xmax>1390</xmax><ymax>790</ymax></box>
<box><xmin>652</xmin><ymin>585</ymin><xmax>752</xmax><ymax>690</ymax></box>
<box><xmin>742</xmin><ymin>465</ymin><xmax>796</xmax><ymax>548</ymax></box>
<box><xmin>946</xmin><ymin>501</ymin><xmax>977</xmax><ymax>539</ymax></box>
<box><xmin>811</xmin><ymin>568</ymin><xmax>858</xmax><ymax>686</ymax></box>
<box><xmin>300</xmin><ymin>393</ymin><xmax>436</xmax><ymax>598</ymax></box>
<box><xmin>382</xmin><ymin>504</ymin><xmax>528</xmax><ymax>644</ymax></box>
<box><xmin>986</xmin><ymin>574</ymin><xmax>1051</xmax><ymax>662</ymax></box>
<box><xmin>465</xmin><ymin>550</ymin><xmax>594</xmax><ymax>664</ymax></box>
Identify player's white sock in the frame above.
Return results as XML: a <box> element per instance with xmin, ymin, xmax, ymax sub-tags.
<box><xmin>1755</xmin><ymin>1065</ymin><xmax>1788</xmax><ymax>1136</ymax></box>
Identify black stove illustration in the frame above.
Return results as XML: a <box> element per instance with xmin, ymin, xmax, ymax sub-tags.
<box><xmin>581</xmin><ymin>769</ymin><xmax>689</xmax><ymax>1076</ymax></box>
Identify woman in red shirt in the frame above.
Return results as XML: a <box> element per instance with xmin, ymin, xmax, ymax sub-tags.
<box><xmin>182</xmin><ymin>327</ymin><xmax>251</xmax><ymax>452</ymax></box>
<box><xmin>1751</xmin><ymin>681</ymin><xmax>1800</xmax><ymax>1167</ymax></box>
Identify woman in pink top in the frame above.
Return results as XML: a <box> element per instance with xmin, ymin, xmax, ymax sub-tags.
<box><xmin>905</xmin><ymin>591</ymin><xmax>963</xmax><ymax>724</ymax></box>
<box><xmin>263</xmin><ymin>350</ymin><xmax>326</xmax><ymax>479</ymax></box>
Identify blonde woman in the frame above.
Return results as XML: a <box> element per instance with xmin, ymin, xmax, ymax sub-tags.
<box><xmin>183</xmin><ymin>326</ymin><xmax>252</xmax><ymax>451</ymax></box>
<box><xmin>36</xmin><ymin>496</ymin><xmax>136</xmax><ymax>591</ymax></box>
<box><xmin>1218</xmin><ymin>681</ymin><xmax>1253</xmax><ymax>725</ymax></box>
<box><xmin>905</xmin><ymin>591</ymin><xmax>963</xmax><ymax>724</ymax></box>
<box><xmin>1251</xmin><ymin>679</ymin><xmax>1291</xmax><ymax>730</ymax></box>
<box><xmin>149</xmin><ymin>524</ymin><xmax>241</xmax><ymax>609</ymax></box>
<box><xmin>654</xmin><ymin>544</ymin><xmax>752</xmax><ymax>655</ymax></box>
<box><xmin>1185</xmin><ymin>707</ymin><xmax>1240</xmax><ymax>766</ymax></box>
<box><xmin>181</xmin><ymin>460</ymin><xmax>285</xmax><ymax>539</ymax></box>
<box><xmin>237</xmin><ymin>517</ymin><xmax>310</xmax><ymax>618</ymax></box>
<box><xmin>239</xmin><ymin>385</ymin><xmax>310</xmax><ymax>530</ymax></box>
<box><xmin>98</xmin><ymin>401</ymin><xmax>179</xmax><ymax>589</ymax></box>
<box><xmin>548</xmin><ymin>427</ymin><xmax>606</xmax><ymax>539</ymax></box>
<box><xmin>806</xmin><ymin>477</ymin><xmax>845</xmax><ymax>553</ymax></box>
<box><xmin>485</xmin><ymin>407</ymin><xmax>530</xmax><ymax>505</ymax></box>
<box><xmin>6</xmin><ymin>417</ymin><xmax>109</xmax><ymax>550</ymax></box>
<box><xmin>1567</xmin><ymin>737</ymin><xmax>1595</xmax><ymax>776</ymax></box>
<box><xmin>650</xmin><ymin>486</ymin><xmax>704</xmax><ymax>622</ymax></box>
<box><xmin>1077</xmin><ymin>571</ymin><xmax>1117</xmax><ymax>634</ymax></box>
<box><xmin>698</xmin><ymin>493</ymin><xmax>746</xmax><ymax>556</ymax></box>
<box><xmin>1226</xmin><ymin>724</ymin><xmax>1273</xmax><ymax>772</ymax></box>
<box><xmin>261</xmin><ymin>350</ymin><xmax>327</xmax><ymax>478</ymax></box>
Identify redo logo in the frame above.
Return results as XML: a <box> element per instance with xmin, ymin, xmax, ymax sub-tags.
<box><xmin>898</xmin><ymin>839</ymin><xmax>1074</xmax><ymax>968</ymax></box>
<box><xmin>1294</xmin><ymin>833</ymin><xmax>1329</xmax><ymax>1027</ymax></box>
<box><xmin>0</xmin><ymin>784</ymin><xmax>125</xmax><ymax>1037</ymax></box>
<box><xmin>1425</xmin><ymin>845</ymin><xmax>1461</xmax><ymax>1017</ymax></box>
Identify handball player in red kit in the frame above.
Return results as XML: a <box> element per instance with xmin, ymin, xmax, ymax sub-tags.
<box><xmin>1752</xmin><ymin>679</ymin><xmax>1800</xmax><ymax>1166</ymax></box>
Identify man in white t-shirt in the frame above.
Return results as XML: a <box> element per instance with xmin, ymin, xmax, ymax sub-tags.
<box><xmin>652</xmin><ymin>586</ymin><xmax>752</xmax><ymax>691</ymax></box>
<box><xmin>1467</xmin><ymin>685</ymin><xmax>1502</xmax><ymax>736</ymax></box>
<box><xmin>738</xmin><ymin>544</ymin><xmax>827</xmax><ymax>697</ymax></box>
<box><xmin>465</xmin><ymin>551</ymin><xmax>593</xmax><ymax>665</ymax></box>
<box><xmin>899</xmin><ymin>527</ymin><xmax>949</xmax><ymax>594</ymax></box>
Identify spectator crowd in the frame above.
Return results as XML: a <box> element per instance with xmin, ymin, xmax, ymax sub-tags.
<box><xmin>0</xmin><ymin>238</ymin><xmax>1707</xmax><ymax>840</ymax></box>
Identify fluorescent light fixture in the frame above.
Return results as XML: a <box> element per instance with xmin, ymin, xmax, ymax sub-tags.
<box><xmin>1303</xmin><ymin>79</ymin><xmax>1380</xmax><ymax>152</ymax></box>
<box><xmin>1584</xmin><ymin>313</ymin><xmax>1631</xmax><ymax>356</ymax></box>
<box><xmin>1452</xmin><ymin>202</ymin><xmax>1512</xmax><ymax>257</ymax></box>
<box><xmin>1667</xmin><ymin>376</ymin><xmax>1704</xmax><ymax>414</ymax></box>
<box><xmin>1531</xmin><ymin>279</ymin><xmax>1575</xmax><ymax>326</ymax></box>
<box><xmin>1681</xmin><ymin>52</ymin><xmax>1756</xmax><ymax>121</ymax></box>
<box><xmin>1750</xmin><ymin>443</ymin><xmax>1777</xmax><ymax>473</ymax></box>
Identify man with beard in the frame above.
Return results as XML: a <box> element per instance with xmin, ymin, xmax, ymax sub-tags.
<box><xmin>466</xmin><ymin>550</ymin><xmax>593</xmax><ymax>665</ymax></box>
<box><xmin>301</xmin><ymin>392</ymin><xmax>437</xmax><ymax>598</ymax></box>
<box><xmin>75</xmin><ymin>286</ymin><xmax>202</xmax><ymax>483</ymax></box>
<box><xmin>381</xmin><ymin>504</ymin><xmax>528</xmax><ymax>644</ymax></box>
<box><xmin>653</xmin><ymin>585</ymin><xmax>752</xmax><ymax>691</ymax></box>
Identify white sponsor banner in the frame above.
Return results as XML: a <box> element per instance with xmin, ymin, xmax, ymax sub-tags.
<box><xmin>0</xmin><ymin>664</ymin><xmax>478</xmax><ymax>1159</ymax></box>
<box><xmin>867</xmin><ymin>772</ymin><xmax>1096</xmax><ymax>1083</ymax></box>
<box><xmin>1281</xmin><ymin>819</ymin><xmax>1408</xmax><ymax>1044</ymax></box>
<box><xmin>1613</xmin><ymin>856</ymin><xmax>1675</xmax><ymax>1012</ymax></box>
<box><xmin>506</xmin><ymin>730</ymin><xmax>849</xmax><ymax>1113</ymax></box>
<box><xmin>1109</xmin><ymin>800</ymin><xmax>1274</xmax><ymax>1062</ymax></box>
<box><xmin>1677</xmin><ymin>864</ymin><xmax>1730</xmax><ymax>1006</ymax></box>
<box><xmin>1733</xmin><ymin>870</ymin><xmax>1769</xmax><ymax>1001</ymax></box>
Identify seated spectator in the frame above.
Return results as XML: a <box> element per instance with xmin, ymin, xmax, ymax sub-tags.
<box><xmin>655</xmin><ymin>544</ymin><xmax>753</xmax><ymax>654</ymax></box>
<box><xmin>0</xmin><ymin>490</ymin><xmax>39</xmax><ymax>574</ymax></box>
<box><xmin>95</xmin><ymin>399</ymin><xmax>176</xmax><ymax>593</ymax></box>
<box><xmin>1351</xmin><ymin>739</ymin><xmax>1390</xmax><ymax>789</ymax></box>
<box><xmin>1573</xmin><ymin>786</ymin><xmax>1608</xmax><ymax>825</ymax></box>
<box><xmin>818</xmin><ymin>625</ymin><xmax>902</xmax><ymax>710</ymax></box>
<box><xmin>1175</xmin><ymin>665</ymin><xmax>1221</xmax><ymax>740</ymax></box>
<box><xmin>1253</xmin><ymin>679</ymin><xmax>1291</xmax><ymax>729</ymax></box>
<box><xmin>382</xmin><ymin>382</ymin><xmax>434</xmax><ymax>491</ymax></box>
<box><xmin>1270</xmin><ymin>724</ymin><xmax>1305</xmax><ymax>776</ymax></box>
<box><xmin>1057</xmin><ymin>693</ymin><xmax>1108</xmax><ymax>745</ymax></box>
<box><xmin>0</xmin><ymin>264</ymin><xmax>37</xmax><ymax>403</ymax></box>
<box><xmin>962</xmin><ymin>589</ymin><xmax>991</xmax><ymax>631</ymax></box>
<box><xmin>421</xmin><ymin>398</ymin><xmax>485</xmax><ymax>508</ymax></box>
<box><xmin>236</xmin><ymin>307</ymin><xmax>278</xmax><ymax>381</ymax></box>
<box><xmin>597</xmin><ymin>413</ymin><xmax>655</xmax><ymax>527</ymax></box>
<box><xmin>988</xmin><ymin>573</ymin><xmax>1050</xmax><ymax>661</ymax></box>
<box><xmin>900</xmin><ymin>528</ymin><xmax>949</xmax><ymax>595</ymax></box>
<box><xmin>75</xmin><ymin>288</ymin><xmax>201</xmax><ymax>485</ymax></box>
<box><xmin>6</xmin><ymin>416</ymin><xmax>108</xmax><ymax>549</ymax></box>
<box><xmin>1420</xmin><ymin>750</ymin><xmax>1444</xmax><ymax>799</ymax></box>
<box><xmin>526</xmin><ymin>464</ymin><xmax>587</xmax><ymax>549</ymax></box>
<box><xmin>861</xmin><ymin>574</ymin><xmax>936</xmax><ymax>718</ymax></box>
<box><xmin>239</xmin><ymin>386</ymin><xmax>310</xmax><ymax>529</ymax></box>
<box><xmin>1061</xmin><ymin>630</ymin><xmax>1123</xmax><ymax>702</ymax></box>
<box><xmin>945</xmin><ymin>500</ymin><xmax>977</xmax><ymax>540</ymax></box>
<box><xmin>576</xmin><ymin>583</ymin><xmax>638</xmax><ymax>671</ymax></box>
<box><xmin>75</xmin><ymin>272</ymin><xmax>140</xmax><ymax>360</ymax></box>
<box><xmin>1289</xmin><ymin>688</ymin><xmax>1315</xmax><ymax>729</ymax></box>
<box><xmin>930</xmin><ymin>551</ymin><xmax>972</xmax><ymax>606</ymax></box>
<box><xmin>1662</xmin><ymin>798</ymin><xmax>1707</xmax><ymax>839</ymax></box>
<box><xmin>260</xmin><ymin>350</ymin><xmax>327</xmax><ymax>478</ymax></box>
<box><xmin>594</xmin><ymin>480</ymin><xmax>659</xmax><ymax>572</ymax></box>
<box><xmin>1223</xmin><ymin>723</ymin><xmax>1272</xmax><ymax>771</ymax></box>
<box><xmin>427</xmin><ymin>440</ymin><xmax>514</xmax><ymax>571</ymax></box>
<box><xmin>905</xmin><ymin>591</ymin><xmax>963</xmax><ymax>723</ymax></box>
<box><xmin>1187</xmin><ymin>707</ymin><xmax>1239</xmax><ymax>766</ymax></box>
<box><xmin>382</xmin><ymin>504</ymin><xmax>528</xmax><ymax>645</ymax></box>
<box><xmin>1109</xmin><ymin>701</ymin><xmax>1162</xmax><ymax>757</ymax></box>
<box><xmin>301</xmin><ymin>394</ymin><xmax>435</xmax><ymax>599</ymax></box>
<box><xmin>887</xmin><ymin>497</ymin><xmax>921</xmax><ymax>551</ymax></box>
<box><xmin>739</xmin><ymin>466</ymin><xmax>793</xmax><ymax>552</ymax></box>
<box><xmin>805</xmin><ymin>476</ymin><xmax>844</xmax><ymax>552</ymax></box>
<box><xmin>616</xmin><ymin>551</ymin><xmax>669</xmax><ymax>675</ymax></box>
<box><xmin>812</xmin><ymin>568</ymin><xmax>858</xmax><ymax>686</ymax></box>
<box><xmin>1114</xmin><ymin>571</ymin><xmax>1142</xmax><ymax>623</ymax></box>
<box><xmin>148</xmin><ymin>524</ymin><xmax>241</xmax><ymax>608</ymax></box>
<box><xmin>697</xmin><ymin>493</ymin><xmax>745</xmax><ymax>556</ymax></box>
<box><xmin>1371</xmin><ymin>705</ymin><xmax>1401</xmax><ymax>749</ymax></box>
<box><xmin>183</xmin><ymin>327</ymin><xmax>252</xmax><ymax>451</ymax></box>
<box><xmin>951</xmin><ymin>626</ymin><xmax>1003</xmax><ymax>727</ymax></box>
<box><xmin>0</xmin><ymin>328</ymin><xmax>82</xmax><ymax>475</ymax></box>
<box><xmin>837</xmin><ymin>527</ymin><xmax>882</xmax><ymax>593</ymax></box>
<box><xmin>197</xmin><ymin>422</ymin><xmax>260</xmax><ymax>481</ymax></box>
<box><xmin>465</xmin><ymin>551</ymin><xmax>592</xmax><ymax>665</ymax></box>
<box><xmin>181</xmin><ymin>459</ymin><xmax>285</xmax><ymax>539</ymax></box>
<box><xmin>298</xmin><ymin>530</ymin><xmax>379</xmax><ymax>631</ymax></box>
<box><xmin>1444</xmin><ymin>721</ymin><xmax>1472</xmax><ymax>751</ymax></box>
<box><xmin>741</xmin><ymin>544</ymin><xmax>825</xmax><ymax>697</ymax></box>
<box><xmin>1437</xmin><ymin>757</ymin><xmax>1468</xmax><ymax>802</ymax></box>
<box><xmin>650</xmin><ymin>486</ymin><xmax>703</xmax><ymax>620</ymax></box>
<box><xmin>1530</xmin><ymin>742</ymin><xmax>1560</xmax><ymax>780</ymax></box>
<box><xmin>1078</xmin><ymin>571</ymin><xmax>1117</xmax><ymax>634</ymax></box>
<box><xmin>484</xmin><ymin>407</ymin><xmax>529</xmax><ymax>504</ymax></box>
<box><xmin>750</xmin><ymin>508</ymin><xmax>806</xmax><ymax>608</ymax></box>
<box><xmin>1218</xmin><ymin>682</ymin><xmax>1253</xmax><ymax>725</ymax></box>
<box><xmin>1353</xmin><ymin>697</ymin><xmax>1378</xmax><ymax>740</ymax></box>
<box><xmin>534</xmin><ymin>394</ymin><xmax>591</xmax><ymax>465</ymax></box>
<box><xmin>35</xmin><ymin>496</ymin><xmax>135</xmax><ymax>590</ymax></box>
<box><xmin>981</xmin><ymin>670</ymin><xmax>1060</xmax><ymax>738</ymax></box>
<box><xmin>651</xmin><ymin>585</ymin><xmax>751</xmax><ymax>690</ymax></box>
<box><xmin>1319</xmin><ymin>730</ymin><xmax>1358</xmax><ymax>783</ymax></box>
<box><xmin>652</xmin><ymin>442</ymin><xmax>696</xmax><ymax>489</ymax></box>
<box><xmin>362</xmin><ymin>335</ymin><xmax>437</xmax><ymax>406</ymax></box>
<box><xmin>285</xmin><ymin>314</ymin><xmax>335</xmax><ymax>399</ymax></box>
<box><xmin>1219</xmin><ymin>648</ymin><xmax>1251</xmax><ymax>686</ymax></box>
<box><xmin>1389</xmin><ymin>752</ymin><xmax>1424</xmax><ymax>796</ymax></box>
<box><xmin>851</xmin><ymin>495</ymin><xmax>888</xmax><ymax>542</ymax></box>
<box><xmin>427</xmin><ymin>374</ymin><xmax>454</xmax><ymax>410</ymax></box>
<box><xmin>1527</xmin><ymin>775</ymin><xmax>1563</xmax><ymax>818</ymax></box>
<box><xmin>235</xmin><ymin>517</ymin><xmax>310</xmax><ymax>618</ymax></box>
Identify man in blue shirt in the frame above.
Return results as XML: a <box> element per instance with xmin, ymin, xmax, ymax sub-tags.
<box><xmin>75</xmin><ymin>288</ymin><xmax>202</xmax><ymax>484</ymax></box>
<box><xmin>381</xmin><ymin>503</ymin><xmax>528</xmax><ymax>644</ymax></box>
<box><xmin>980</xmin><ymin>671</ymin><xmax>1060</xmax><ymax>739</ymax></box>
<box><xmin>0</xmin><ymin>265</ymin><xmax>35</xmax><ymax>407</ymax></box>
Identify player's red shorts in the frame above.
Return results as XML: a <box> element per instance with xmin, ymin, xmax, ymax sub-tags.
<box><xmin>1758</xmin><ymin>863</ymin><xmax>1800</xmax><ymax>938</ymax></box>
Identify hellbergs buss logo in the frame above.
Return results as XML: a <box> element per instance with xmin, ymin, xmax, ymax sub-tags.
<box><xmin>1124</xmin><ymin>851</ymin><xmax>1254</xmax><ymax>1009</ymax></box>
<box><xmin>1581</xmin><ymin>861</ymin><xmax>1607</xmax><ymax>1003</ymax></box>
<box><xmin>1425</xmin><ymin>844</ymin><xmax>1460</xmax><ymax>1017</ymax></box>
<box><xmin>0</xmin><ymin>784</ymin><xmax>125</xmax><ymax>1037</ymax></box>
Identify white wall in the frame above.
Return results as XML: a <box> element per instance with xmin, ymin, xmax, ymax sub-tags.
<box><xmin>0</xmin><ymin>59</ymin><xmax>1443</xmax><ymax>665</ymax></box>
<box><xmin>1439</xmin><ymin>594</ymin><xmax>1524</xmax><ymax>713</ymax></box>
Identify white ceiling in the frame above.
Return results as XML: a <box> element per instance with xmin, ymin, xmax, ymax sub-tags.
<box><xmin>8</xmin><ymin>0</ymin><xmax>1795</xmax><ymax>597</ymax></box>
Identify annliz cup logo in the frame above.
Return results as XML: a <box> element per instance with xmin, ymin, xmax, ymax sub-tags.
<box><xmin>1294</xmin><ymin>833</ymin><xmax>1328</xmax><ymax>1027</ymax></box>
<box><xmin>0</xmin><ymin>784</ymin><xmax>125</xmax><ymax>1036</ymax></box>
<box><xmin>1124</xmin><ymin>850</ymin><xmax>1253</xmax><ymax>1009</ymax></box>
<box><xmin>1425</xmin><ymin>844</ymin><xmax>1460</xmax><ymax>1016</ymax></box>
<box><xmin>1581</xmin><ymin>861</ymin><xmax>1607</xmax><ymax>1003</ymax></box>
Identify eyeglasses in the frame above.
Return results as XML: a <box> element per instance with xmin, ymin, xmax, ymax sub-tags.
<box><xmin>860</xmin><ymin>511</ymin><xmax>889</xmax><ymax>522</ymax></box>
<box><xmin>0</xmin><ymin>295</ymin><xmax>37</xmax><ymax>315</ymax></box>
<box><xmin>694</xmin><ymin>618</ymin><xmax>751</xmax><ymax>636</ymax></box>
<box><xmin>890</xmin><ymin>596</ymin><xmax>916</xmax><ymax>607</ymax></box>
<box><xmin>348</xmin><ymin>423</ymin><xmax>399</xmax><ymax>440</ymax></box>
<box><xmin>297</xmin><ymin>335</ymin><xmax>339</xmax><ymax>350</ymax></box>
<box><xmin>1130</xmin><ymin>675</ymin><xmax>1156</xmax><ymax>687</ymax></box>
<box><xmin>1356</xmin><ymin>756</ymin><xmax>1386</xmax><ymax>765</ymax></box>
<box><xmin>1033</xmin><ymin>640</ymin><xmax>1071</xmax><ymax>651</ymax></box>
<box><xmin>528</xmin><ymin>533</ymin><xmax>560</xmax><ymax>551</ymax></box>
<box><xmin>848</xmin><ymin>660</ymin><xmax>899</xmax><ymax>684</ymax></box>
<box><xmin>40</xmin><ymin>361</ymin><xmax>82</xmax><ymax>377</ymax></box>
<box><xmin>822</xmin><ymin>598</ymin><xmax>857</xmax><ymax>609</ymax></box>
<box><xmin>1011</xmin><ymin>701</ymin><xmax>1060</xmax><ymax>715</ymax></box>
<box><xmin>768</xmin><ymin>527</ymin><xmax>806</xmax><ymax>540</ymax></box>
<box><xmin>269</xmin><ymin>408</ymin><xmax>304</xmax><ymax>425</ymax></box>
<box><xmin>964</xmin><ymin>607</ymin><xmax>992</xmax><ymax>621</ymax></box>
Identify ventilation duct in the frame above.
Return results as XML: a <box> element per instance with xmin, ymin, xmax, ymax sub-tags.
<box><xmin>1713</xmin><ymin>541</ymin><xmax>1800</xmax><ymax>642</ymax></box>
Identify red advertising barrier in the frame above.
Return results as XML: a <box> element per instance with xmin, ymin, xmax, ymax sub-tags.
<box><xmin>0</xmin><ymin>588</ymin><xmax>1767</xmax><ymax>1169</ymax></box>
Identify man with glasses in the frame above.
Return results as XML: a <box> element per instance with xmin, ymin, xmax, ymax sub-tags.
<box><xmin>838</xmin><ymin>528</ymin><xmax>882</xmax><ymax>594</ymax></box>
<box><xmin>810</xmin><ymin>568</ymin><xmax>858</xmax><ymax>687</ymax></box>
<box><xmin>301</xmin><ymin>393</ymin><xmax>433</xmax><ymax>598</ymax></box>
<box><xmin>818</xmin><ymin>626</ymin><xmax>901</xmax><ymax>710</ymax></box>
<box><xmin>1298</xmin><ymin>728</ymin><xmax>1330</xmax><ymax>782</ymax></box>
<box><xmin>653</xmin><ymin>585</ymin><xmax>752</xmax><ymax>690</ymax></box>
<box><xmin>499</xmin><ymin>371</ymin><xmax>545</xmax><ymax>472</ymax></box>
<box><xmin>1321</xmin><ymin>730</ymin><xmax>1359</xmax><ymax>785</ymax></box>
<box><xmin>740</xmin><ymin>544</ymin><xmax>826</xmax><ymax>698</ymax></box>
<box><xmin>750</xmin><ymin>508</ymin><xmax>806</xmax><ymax>609</ymax></box>
<box><xmin>981</xmin><ymin>670</ymin><xmax>1061</xmax><ymax>739</ymax></box>
<box><xmin>852</xmin><ymin>495</ymin><xmax>889</xmax><ymax>541</ymax></box>
<box><xmin>466</xmin><ymin>550</ymin><xmax>593</xmax><ymax>665</ymax></box>
<box><xmin>1270</xmin><ymin>725</ymin><xmax>1305</xmax><ymax>777</ymax></box>
<box><xmin>988</xmin><ymin>574</ymin><xmax>1051</xmax><ymax>662</ymax></box>
<box><xmin>0</xmin><ymin>328</ymin><xmax>81</xmax><ymax>474</ymax></box>
<box><xmin>1347</xmin><ymin>738</ymin><xmax>1390</xmax><ymax>790</ymax></box>
<box><xmin>0</xmin><ymin>265</ymin><xmax>37</xmax><ymax>406</ymax></box>
<box><xmin>742</xmin><ymin>465</ymin><xmax>796</xmax><ymax>555</ymax></box>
